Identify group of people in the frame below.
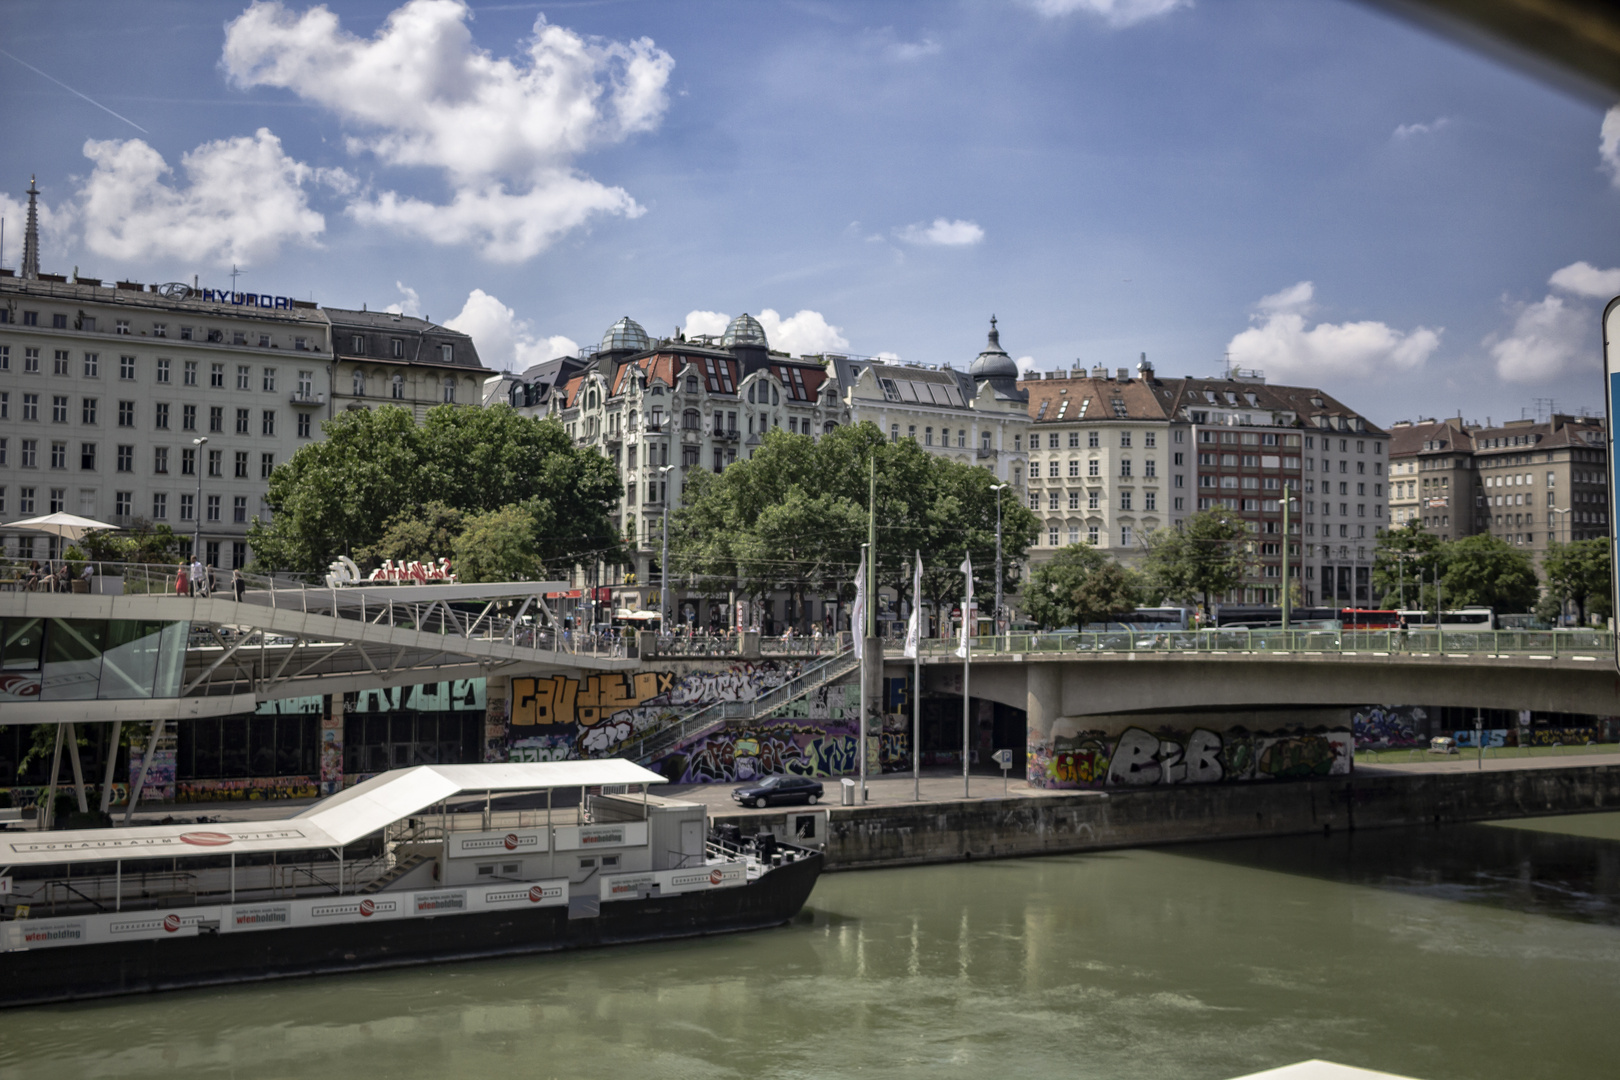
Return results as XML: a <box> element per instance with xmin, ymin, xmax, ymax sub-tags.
<box><xmin>19</xmin><ymin>559</ymin><xmax>89</xmax><ymax>592</ymax></box>
<box><xmin>175</xmin><ymin>560</ymin><xmax>248</xmax><ymax>601</ymax></box>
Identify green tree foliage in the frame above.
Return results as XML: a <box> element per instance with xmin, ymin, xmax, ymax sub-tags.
<box><xmin>1140</xmin><ymin>508</ymin><xmax>1254</xmax><ymax>613</ymax></box>
<box><xmin>358</xmin><ymin>502</ymin><xmax>466</xmax><ymax>566</ymax></box>
<box><xmin>452</xmin><ymin>503</ymin><xmax>548</xmax><ymax>583</ymax></box>
<box><xmin>669</xmin><ymin>423</ymin><xmax>1038</xmax><ymax>632</ymax></box>
<box><xmin>248</xmin><ymin>405</ymin><xmax>621</xmax><ymax>575</ymax></box>
<box><xmin>1371</xmin><ymin>522</ymin><xmax>1445</xmax><ymax>608</ymax></box>
<box><xmin>1024</xmin><ymin>543</ymin><xmax>1144</xmax><ymax>630</ymax></box>
<box><xmin>1439</xmin><ymin>533</ymin><xmax>1539</xmax><ymax>612</ymax></box>
<box><xmin>79</xmin><ymin>519</ymin><xmax>180</xmax><ymax>565</ymax></box>
<box><xmin>1541</xmin><ymin>537</ymin><xmax>1611</xmax><ymax>623</ymax></box>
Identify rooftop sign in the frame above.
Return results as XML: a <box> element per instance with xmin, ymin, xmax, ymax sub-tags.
<box><xmin>158</xmin><ymin>282</ymin><xmax>308</xmax><ymax>310</ymax></box>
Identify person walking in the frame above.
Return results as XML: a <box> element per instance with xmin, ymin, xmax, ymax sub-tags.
<box><xmin>190</xmin><ymin>555</ymin><xmax>206</xmax><ymax>598</ymax></box>
<box><xmin>176</xmin><ymin>561</ymin><xmax>189</xmax><ymax>597</ymax></box>
<box><xmin>232</xmin><ymin>568</ymin><xmax>246</xmax><ymax>602</ymax></box>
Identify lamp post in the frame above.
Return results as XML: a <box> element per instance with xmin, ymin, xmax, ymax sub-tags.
<box><xmin>658</xmin><ymin>463</ymin><xmax>675</xmax><ymax>636</ymax></box>
<box><xmin>991</xmin><ymin>483</ymin><xmax>1008</xmax><ymax>635</ymax></box>
<box><xmin>191</xmin><ymin>436</ymin><xmax>207</xmax><ymax>561</ymax></box>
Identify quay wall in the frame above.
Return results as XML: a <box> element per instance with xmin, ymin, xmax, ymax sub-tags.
<box><xmin>713</xmin><ymin>763</ymin><xmax>1620</xmax><ymax>871</ymax></box>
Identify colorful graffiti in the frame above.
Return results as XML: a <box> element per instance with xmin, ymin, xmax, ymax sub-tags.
<box><xmin>659</xmin><ymin>718</ymin><xmax>910</xmax><ymax>783</ymax></box>
<box><xmin>507</xmin><ymin>662</ymin><xmax>805</xmax><ymax>762</ymax></box>
<box><xmin>176</xmin><ymin>775</ymin><xmax>320</xmax><ymax>803</ymax></box>
<box><xmin>1029</xmin><ymin>725</ymin><xmax>1353</xmax><ymax>789</ymax></box>
<box><xmin>1352</xmin><ymin>706</ymin><xmax>1428</xmax><ymax>749</ymax></box>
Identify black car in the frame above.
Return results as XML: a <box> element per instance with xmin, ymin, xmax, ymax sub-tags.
<box><xmin>731</xmin><ymin>774</ymin><xmax>824</xmax><ymax>808</ymax></box>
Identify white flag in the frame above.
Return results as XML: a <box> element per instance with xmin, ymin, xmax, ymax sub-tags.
<box><xmin>851</xmin><ymin>550</ymin><xmax>867</xmax><ymax>660</ymax></box>
<box><xmin>956</xmin><ymin>553</ymin><xmax>973</xmax><ymax>659</ymax></box>
<box><xmin>903</xmin><ymin>550</ymin><xmax>922</xmax><ymax>659</ymax></box>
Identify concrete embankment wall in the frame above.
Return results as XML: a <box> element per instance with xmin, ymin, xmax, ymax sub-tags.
<box><xmin>714</xmin><ymin>764</ymin><xmax>1620</xmax><ymax>871</ymax></box>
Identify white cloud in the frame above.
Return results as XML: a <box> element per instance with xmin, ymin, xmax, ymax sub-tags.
<box><xmin>222</xmin><ymin>0</ymin><xmax>672</xmax><ymax>261</ymax></box>
<box><xmin>1486</xmin><ymin>294</ymin><xmax>1588</xmax><ymax>382</ymax></box>
<box><xmin>1024</xmin><ymin>0</ymin><xmax>1190</xmax><ymax>28</ymax></box>
<box><xmin>1226</xmin><ymin>281</ymin><xmax>1441</xmax><ymax>381</ymax></box>
<box><xmin>0</xmin><ymin>189</ymin><xmax>74</xmax><ymax>262</ymax></box>
<box><xmin>1393</xmin><ymin>117</ymin><xmax>1450</xmax><ymax>140</ymax></box>
<box><xmin>885</xmin><ymin>38</ymin><xmax>942</xmax><ymax>62</ymax></box>
<box><xmin>78</xmin><ymin>128</ymin><xmax>325</xmax><ymax>267</ymax></box>
<box><xmin>1601</xmin><ymin>105</ymin><xmax>1620</xmax><ymax>187</ymax></box>
<box><xmin>1015</xmin><ymin>355</ymin><xmax>1038</xmax><ymax>376</ymax></box>
<box><xmin>680</xmin><ymin>308</ymin><xmax>850</xmax><ymax>355</ymax></box>
<box><xmin>876</xmin><ymin>351</ymin><xmax>903</xmax><ymax>364</ymax></box>
<box><xmin>896</xmin><ymin>218</ymin><xmax>984</xmax><ymax>246</ymax></box>
<box><xmin>1548</xmin><ymin>260</ymin><xmax>1620</xmax><ymax>299</ymax></box>
<box><xmin>445</xmin><ymin>288</ymin><xmax>577</xmax><ymax>372</ymax></box>
<box><xmin>386</xmin><ymin>281</ymin><xmax>422</xmax><ymax>318</ymax></box>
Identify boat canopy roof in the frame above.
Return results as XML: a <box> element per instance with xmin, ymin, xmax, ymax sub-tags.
<box><xmin>0</xmin><ymin>760</ymin><xmax>665</xmax><ymax>869</ymax></box>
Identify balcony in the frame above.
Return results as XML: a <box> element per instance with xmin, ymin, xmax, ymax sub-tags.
<box><xmin>288</xmin><ymin>390</ymin><xmax>325</xmax><ymax>407</ymax></box>
<box><xmin>714</xmin><ymin>429</ymin><xmax>740</xmax><ymax>442</ymax></box>
<box><xmin>976</xmin><ymin>446</ymin><xmax>994</xmax><ymax>459</ymax></box>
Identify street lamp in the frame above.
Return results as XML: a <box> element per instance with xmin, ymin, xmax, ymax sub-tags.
<box><xmin>191</xmin><ymin>436</ymin><xmax>207</xmax><ymax>562</ymax></box>
<box><xmin>991</xmin><ymin>483</ymin><xmax>1008</xmax><ymax>635</ymax></box>
<box><xmin>658</xmin><ymin>464</ymin><xmax>675</xmax><ymax>636</ymax></box>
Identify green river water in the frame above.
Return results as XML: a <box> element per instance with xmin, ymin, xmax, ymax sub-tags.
<box><xmin>3</xmin><ymin>814</ymin><xmax>1619</xmax><ymax>1080</ymax></box>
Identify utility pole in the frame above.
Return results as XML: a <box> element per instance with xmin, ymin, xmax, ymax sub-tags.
<box><xmin>991</xmin><ymin>483</ymin><xmax>1008</xmax><ymax>637</ymax></box>
<box><xmin>658</xmin><ymin>464</ymin><xmax>675</xmax><ymax>636</ymax></box>
<box><xmin>1281</xmin><ymin>482</ymin><xmax>1291</xmax><ymax>632</ymax></box>
<box><xmin>192</xmin><ymin>436</ymin><xmax>208</xmax><ymax>562</ymax></box>
<box><xmin>862</xmin><ymin>455</ymin><xmax>878</xmax><ymax>802</ymax></box>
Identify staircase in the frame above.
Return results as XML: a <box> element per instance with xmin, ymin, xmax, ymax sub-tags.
<box><xmin>357</xmin><ymin>852</ymin><xmax>432</xmax><ymax>894</ymax></box>
<box><xmin>618</xmin><ymin>646</ymin><xmax>860</xmax><ymax>765</ymax></box>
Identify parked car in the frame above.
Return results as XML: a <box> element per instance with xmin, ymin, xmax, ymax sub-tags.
<box><xmin>731</xmin><ymin>775</ymin><xmax>824</xmax><ymax>808</ymax></box>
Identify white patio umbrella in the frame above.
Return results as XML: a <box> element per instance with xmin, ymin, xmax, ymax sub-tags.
<box><xmin>3</xmin><ymin>512</ymin><xmax>120</xmax><ymax>542</ymax></box>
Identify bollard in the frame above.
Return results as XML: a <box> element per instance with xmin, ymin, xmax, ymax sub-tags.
<box><xmin>841</xmin><ymin>777</ymin><xmax>855</xmax><ymax>806</ymax></box>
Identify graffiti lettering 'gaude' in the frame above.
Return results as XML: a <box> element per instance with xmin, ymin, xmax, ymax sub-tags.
<box><xmin>511</xmin><ymin>672</ymin><xmax>677</xmax><ymax>728</ymax></box>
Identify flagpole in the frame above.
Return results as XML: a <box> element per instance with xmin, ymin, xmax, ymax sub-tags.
<box><xmin>858</xmin><ymin>542</ymin><xmax>869</xmax><ymax>804</ymax></box>
<box><xmin>962</xmin><ymin>551</ymin><xmax>971</xmax><ymax>799</ymax></box>
<box><xmin>913</xmin><ymin>550</ymin><xmax>921</xmax><ymax>802</ymax></box>
<box><xmin>865</xmin><ymin>454</ymin><xmax>877</xmax><ymax>803</ymax></box>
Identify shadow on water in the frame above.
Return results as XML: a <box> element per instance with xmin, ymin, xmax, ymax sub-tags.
<box><xmin>1167</xmin><ymin>815</ymin><xmax>1620</xmax><ymax>926</ymax></box>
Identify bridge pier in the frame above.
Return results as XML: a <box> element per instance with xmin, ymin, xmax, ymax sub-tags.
<box><xmin>1025</xmin><ymin>664</ymin><xmax>1060</xmax><ymax>785</ymax></box>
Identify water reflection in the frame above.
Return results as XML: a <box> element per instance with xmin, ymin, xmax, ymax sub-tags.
<box><xmin>1</xmin><ymin>823</ymin><xmax>1618</xmax><ymax>1080</ymax></box>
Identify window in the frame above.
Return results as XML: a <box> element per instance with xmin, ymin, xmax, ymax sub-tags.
<box><xmin>22</xmin><ymin>311</ymin><xmax>37</xmax><ymax>327</ymax></box>
<box><xmin>0</xmin><ymin>346</ymin><xmax>7</xmax><ymax>371</ymax></box>
<box><xmin>152</xmin><ymin>493</ymin><xmax>168</xmax><ymax>520</ymax></box>
<box><xmin>82</xmin><ymin>353</ymin><xmax>99</xmax><ymax>378</ymax></box>
<box><xmin>180</xmin><ymin>325</ymin><xmax>193</xmax><ymax>341</ymax></box>
<box><xmin>441</xmin><ymin>343</ymin><xmax>453</xmax><ymax>364</ymax></box>
<box><xmin>351</xmin><ymin>335</ymin><xmax>366</xmax><ymax>354</ymax></box>
<box><xmin>261</xmin><ymin>410</ymin><xmax>276</xmax><ymax>436</ymax></box>
<box><xmin>238</xmin><ymin>365</ymin><xmax>251</xmax><ymax>390</ymax></box>
<box><xmin>154</xmin><ymin>447</ymin><xmax>169</xmax><ymax>474</ymax></box>
<box><xmin>1120</xmin><ymin>459</ymin><xmax>1132</xmax><ymax>477</ymax></box>
<box><xmin>80</xmin><ymin>443</ymin><xmax>96</xmax><ymax>470</ymax></box>
<box><xmin>210</xmin><ymin>406</ymin><xmax>224</xmax><ymax>434</ymax></box>
<box><xmin>117</xmin><ymin>445</ymin><xmax>133</xmax><ymax>472</ymax></box>
<box><xmin>1088</xmin><ymin>489</ymin><xmax>1100</xmax><ymax>510</ymax></box>
<box><xmin>0</xmin><ymin>392</ymin><xmax>6</xmax><ymax>420</ymax></box>
<box><xmin>180</xmin><ymin>493</ymin><xmax>195</xmax><ymax>522</ymax></box>
<box><xmin>1067</xmin><ymin>432</ymin><xmax>1080</xmax><ymax>449</ymax></box>
<box><xmin>115</xmin><ymin>492</ymin><xmax>132</xmax><ymax>519</ymax></box>
<box><xmin>298</xmin><ymin>370</ymin><xmax>314</xmax><ymax>397</ymax></box>
<box><xmin>233</xmin><ymin>331</ymin><xmax>247</xmax><ymax>346</ymax></box>
<box><xmin>156</xmin><ymin>357</ymin><xmax>171</xmax><ymax>384</ymax></box>
<box><xmin>211</xmin><ymin>362</ymin><xmax>225</xmax><ymax>388</ymax></box>
<box><xmin>235</xmin><ymin>451</ymin><xmax>249</xmax><ymax>479</ymax></box>
<box><xmin>1120</xmin><ymin>526</ymin><xmax>1133</xmax><ymax>547</ymax></box>
<box><xmin>52</xmin><ymin>395</ymin><xmax>69</xmax><ymax>423</ymax></box>
<box><xmin>352</xmin><ymin>371</ymin><xmax>366</xmax><ymax>396</ymax></box>
<box><xmin>1144</xmin><ymin>459</ymin><xmax>1156</xmax><ymax>478</ymax></box>
<box><xmin>1120</xmin><ymin>432</ymin><xmax>1132</xmax><ymax>448</ymax></box>
<box><xmin>443</xmin><ymin>378</ymin><xmax>456</xmax><ymax>403</ymax></box>
<box><xmin>1048</xmin><ymin>461</ymin><xmax>1059</xmax><ymax>478</ymax></box>
<box><xmin>1068</xmin><ymin>490</ymin><xmax>1081</xmax><ymax>510</ymax></box>
<box><xmin>208</xmin><ymin>450</ymin><xmax>222</xmax><ymax>477</ymax></box>
<box><xmin>1048</xmin><ymin>527</ymin><xmax>1059</xmax><ymax>546</ymax></box>
<box><xmin>207</xmin><ymin>495</ymin><xmax>221</xmax><ymax>523</ymax></box>
<box><xmin>47</xmin><ymin>442</ymin><xmax>66</xmax><ymax>469</ymax></box>
<box><xmin>297</xmin><ymin>412</ymin><xmax>311</xmax><ymax>438</ymax></box>
<box><xmin>236</xmin><ymin>408</ymin><xmax>250</xmax><ymax>435</ymax></box>
<box><xmin>24</xmin><ymin>347</ymin><xmax>39</xmax><ymax>373</ymax></box>
<box><xmin>180</xmin><ymin>403</ymin><xmax>196</xmax><ymax>432</ymax></box>
<box><xmin>53</xmin><ymin>350</ymin><xmax>69</xmax><ymax>375</ymax></box>
<box><xmin>1087</xmin><ymin>431</ymin><xmax>1100</xmax><ymax>448</ymax></box>
<box><xmin>925</xmin><ymin>427</ymin><xmax>933</xmax><ymax>446</ymax></box>
<box><xmin>261</xmin><ymin>453</ymin><xmax>275</xmax><ymax>479</ymax></box>
<box><xmin>391</xmin><ymin>374</ymin><xmax>404</xmax><ymax>399</ymax></box>
<box><xmin>19</xmin><ymin>487</ymin><xmax>34</xmax><ymax>514</ymax></box>
<box><xmin>1120</xmin><ymin>491</ymin><xmax>1132</xmax><ymax>511</ymax></box>
<box><xmin>151</xmin><ymin>323</ymin><xmax>167</xmax><ymax>339</ymax></box>
<box><xmin>1068</xmin><ymin>459</ymin><xmax>1080</xmax><ymax>477</ymax></box>
<box><xmin>23</xmin><ymin>394</ymin><xmax>39</xmax><ymax>421</ymax></box>
<box><xmin>1028</xmin><ymin>492</ymin><xmax>1040</xmax><ymax>510</ymax></box>
<box><xmin>49</xmin><ymin>488</ymin><xmax>64</xmax><ymax>513</ymax></box>
<box><xmin>1145</xmin><ymin>491</ymin><xmax>1157</xmax><ymax>511</ymax></box>
<box><xmin>1144</xmin><ymin>431</ymin><xmax>1157</xmax><ymax>448</ymax></box>
<box><xmin>82</xmin><ymin>397</ymin><xmax>97</xmax><ymax>425</ymax></box>
<box><xmin>181</xmin><ymin>447</ymin><xmax>196</xmax><ymax>476</ymax></box>
<box><xmin>1048</xmin><ymin>491</ymin><xmax>1060</xmax><ymax>510</ymax></box>
<box><xmin>981</xmin><ymin>432</ymin><xmax>992</xmax><ymax>451</ymax></box>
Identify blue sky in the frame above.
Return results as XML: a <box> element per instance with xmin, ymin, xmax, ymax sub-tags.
<box><xmin>3</xmin><ymin>0</ymin><xmax>1617</xmax><ymax>428</ymax></box>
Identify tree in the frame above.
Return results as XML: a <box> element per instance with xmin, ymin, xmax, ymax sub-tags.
<box><xmin>357</xmin><ymin>502</ymin><xmax>465</xmax><ymax>567</ymax></box>
<box><xmin>1371</xmin><ymin>522</ymin><xmax>1445</xmax><ymax>609</ymax></box>
<box><xmin>1024</xmin><ymin>543</ymin><xmax>1143</xmax><ymax>630</ymax></box>
<box><xmin>248</xmin><ymin>405</ymin><xmax>621</xmax><ymax>576</ymax></box>
<box><xmin>1541</xmin><ymin>538</ymin><xmax>1611</xmax><ymax>624</ymax></box>
<box><xmin>1440</xmin><ymin>533</ymin><xmax>1539</xmax><ymax>612</ymax></box>
<box><xmin>452</xmin><ymin>503</ymin><xmax>548</xmax><ymax>583</ymax></box>
<box><xmin>1141</xmin><ymin>508</ymin><xmax>1253</xmax><ymax>614</ymax></box>
<box><xmin>80</xmin><ymin>519</ymin><xmax>179</xmax><ymax>566</ymax></box>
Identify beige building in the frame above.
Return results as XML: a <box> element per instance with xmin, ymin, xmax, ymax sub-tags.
<box><xmin>1387</xmin><ymin>418</ymin><xmax>1477</xmax><ymax>541</ymax></box>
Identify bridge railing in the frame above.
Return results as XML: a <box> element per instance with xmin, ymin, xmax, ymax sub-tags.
<box><xmin>909</xmin><ymin>628</ymin><xmax>1614</xmax><ymax>657</ymax></box>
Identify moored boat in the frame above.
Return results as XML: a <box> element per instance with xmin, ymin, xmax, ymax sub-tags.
<box><xmin>0</xmin><ymin>760</ymin><xmax>822</xmax><ymax>1008</ymax></box>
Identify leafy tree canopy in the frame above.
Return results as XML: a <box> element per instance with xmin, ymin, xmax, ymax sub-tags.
<box><xmin>1140</xmin><ymin>508</ymin><xmax>1254</xmax><ymax>613</ymax></box>
<box><xmin>1024</xmin><ymin>543</ymin><xmax>1145</xmax><ymax>630</ymax></box>
<box><xmin>1371</xmin><ymin>522</ymin><xmax>1445</xmax><ymax>608</ymax></box>
<box><xmin>1542</xmin><ymin>538</ymin><xmax>1612</xmax><ymax>623</ymax></box>
<box><xmin>248</xmin><ymin>405</ymin><xmax>621</xmax><ymax>576</ymax></box>
<box><xmin>1439</xmin><ymin>533</ymin><xmax>1539</xmax><ymax>613</ymax></box>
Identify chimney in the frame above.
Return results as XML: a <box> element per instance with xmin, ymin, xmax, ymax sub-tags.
<box><xmin>1117</xmin><ymin>367</ymin><xmax>1129</xmax><ymax>381</ymax></box>
<box><xmin>1091</xmin><ymin>364</ymin><xmax>1106</xmax><ymax>379</ymax></box>
<box><xmin>20</xmin><ymin>175</ymin><xmax>40</xmax><ymax>280</ymax></box>
<box><xmin>1137</xmin><ymin>352</ymin><xmax>1154</xmax><ymax>378</ymax></box>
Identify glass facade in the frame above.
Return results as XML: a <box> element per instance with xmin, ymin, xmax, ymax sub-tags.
<box><xmin>1</xmin><ymin>618</ymin><xmax>186</xmax><ymax>702</ymax></box>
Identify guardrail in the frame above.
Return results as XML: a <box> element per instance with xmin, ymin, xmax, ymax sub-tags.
<box><xmin>905</xmin><ymin>628</ymin><xmax>1615</xmax><ymax>658</ymax></box>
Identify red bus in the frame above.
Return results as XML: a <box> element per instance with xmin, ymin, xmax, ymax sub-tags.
<box><xmin>1340</xmin><ymin>608</ymin><xmax>1401</xmax><ymax>629</ymax></box>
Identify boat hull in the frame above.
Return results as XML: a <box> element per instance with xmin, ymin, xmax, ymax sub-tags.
<box><xmin>0</xmin><ymin>851</ymin><xmax>821</xmax><ymax>1008</ymax></box>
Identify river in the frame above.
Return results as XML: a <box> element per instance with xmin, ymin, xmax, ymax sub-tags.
<box><xmin>3</xmin><ymin>814</ymin><xmax>1618</xmax><ymax>1080</ymax></box>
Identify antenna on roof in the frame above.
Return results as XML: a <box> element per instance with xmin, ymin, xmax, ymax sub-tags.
<box><xmin>229</xmin><ymin>264</ymin><xmax>243</xmax><ymax>292</ymax></box>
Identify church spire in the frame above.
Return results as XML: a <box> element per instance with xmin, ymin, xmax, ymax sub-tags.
<box><xmin>20</xmin><ymin>175</ymin><xmax>40</xmax><ymax>280</ymax></box>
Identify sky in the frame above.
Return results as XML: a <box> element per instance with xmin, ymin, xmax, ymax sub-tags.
<box><xmin>2</xmin><ymin>0</ymin><xmax>1618</xmax><ymax>430</ymax></box>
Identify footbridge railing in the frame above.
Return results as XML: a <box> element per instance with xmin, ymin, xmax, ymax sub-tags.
<box><xmin>905</xmin><ymin>628</ymin><xmax>1614</xmax><ymax>660</ymax></box>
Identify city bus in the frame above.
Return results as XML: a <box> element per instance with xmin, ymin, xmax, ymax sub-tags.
<box><xmin>1396</xmin><ymin>607</ymin><xmax>1496</xmax><ymax>631</ymax></box>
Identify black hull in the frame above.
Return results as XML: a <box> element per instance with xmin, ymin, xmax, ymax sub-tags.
<box><xmin>0</xmin><ymin>852</ymin><xmax>821</xmax><ymax>1009</ymax></box>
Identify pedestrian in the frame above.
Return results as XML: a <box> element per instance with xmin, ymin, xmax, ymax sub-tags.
<box><xmin>176</xmin><ymin>561</ymin><xmax>189</xmax><ymax>597</ymax></box>
<box><xmin>24</xmin><ymin>560</ymin><xmax>42</xmax><ymax>592</ymax></box>
<box><xmin>190</xmin><ymin>555</ymin><xmax>206</xmax><ymax>597</ymax></box>
<box><xmin>232</xmin><ymin>568</ymin><xmax>246</xmax><ymax>602</ymax></box>
<box><xmin>206</xmin><ymin>564</ymin><xmax>218</xmax><ymax>597</ymax></box>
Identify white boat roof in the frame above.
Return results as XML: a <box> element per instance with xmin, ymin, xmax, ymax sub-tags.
<box><xmin>1228</xmin><ymin>1062</ymin><xmax>1423</xmax><ymax>1080</ymax></box>
<box><xmin>0</xmin><ymin>760</ymin><xmax>665</xmax><ymax>869</ymax></box>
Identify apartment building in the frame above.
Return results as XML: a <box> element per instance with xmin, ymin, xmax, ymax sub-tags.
<box><xmin>326</xmin><ymin>308</ymin><xmax>487</xmax><ymax>420</ymax></box>
<box><xmin>0</xmin><ymin>269</ymin><xmax>331</xmax><ymax>568</ymax></box>
<box><xmin>1386</xmin><ymin>418</ymin><xmax>1477</xmax><ymax>540</ymax></box>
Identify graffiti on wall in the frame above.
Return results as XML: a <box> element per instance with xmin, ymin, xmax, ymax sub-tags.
<box><xmin>507</xmin><ymin>662</ymin><xmax>805</xmax><ymax>763</ymax></box>
<box><xmin>1028</xmin><ymin>725</ymin><xmax>1353</xmax><ymax>789</ymax></box>
<box><xmin>1352</xmin><ymin>706</ymin><xmax>1428</xmax><ymax>749</ymax></box>
<box><xmin>176</xmin><ymin>775</ymin><xmax>320</xmax><ymax>803</ymax></box>
<box><xmin>658</xmin><ymin>718</ymin><xmax>911</xmax><ymax>783</ymax></box>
